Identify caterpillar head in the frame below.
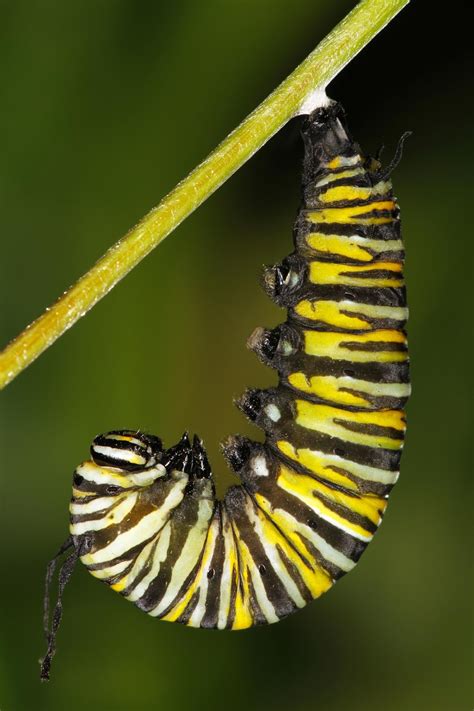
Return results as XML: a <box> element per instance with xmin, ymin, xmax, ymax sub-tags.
<box><xmin>71</xmin><ymin>430</ymin><xmax>167</xmax><ymax>500</ymax></box>
<box><xmin>72</xmin><ymin>430</ymin><xmax>212</xmax><ymax>499</ymax></box>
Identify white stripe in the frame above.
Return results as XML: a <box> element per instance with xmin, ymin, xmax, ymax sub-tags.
<box><xmin>278</xmin><ymin>479</ymin><xmax>373</xmax><ymax>542</ymax></box>
<box><xmin>246</xmin><ymin>502</ymin><xmax>306</xmax><ymax>608</ymax></box>
<box><xmin>243</xmin><ymin>544</ymin><xmax>279</xmax><ymax>624</ymax></box>
<box><xmin>70</xmin><ymin>495</ymin><xmax>120</xmax><ymax>515</ymax></box>
<box><xmin>123</xmin><ymin>536</ymin><xmax>157</xmax><ymax>591</ymax></box>
<box><xmin>71</xmin><ymin>494</ymin><xmax>138</xmax><ymax>536</ymax></box>
<box><xmin>92</xmin><ymin>445</ymin><xmax>146</xmax><ymax>466</ymax></box>
<box><xmin>303</xmin><ymin>449</ymin><xmax>399</xmax><ymax>485</ymax></box>
<box><xmin>126</xmin><ymin>523</ymin><xmax>172</xmax><ymax>601</ymax></box>
<box><xmin>76</xmin><ymin>461</ymin><xmax>166</xmax><ymax>488</ymax></box>
<box><xmin>335</xmin><ymin>376</ymin><xmax>411</xmax><ymax>398</ymax></box>
<box><xmin>217</xmin><ymin>512</ymin><xmax>234</xmax><ymax>630</ymax></box>
<box><xmin>327</xmin><ymin>154</ymin><xmax>361</xmax><ymax>167</ymax></box>
<box><xmin>266</xmin><ymin>504</ymin><xmax>355</xmax><ymax>573</ymax></box>
<box><xmin>187</xmin><ymin>518</ymin><xmax>220</xmax><ymax>627</ymax></box>
<box><xmin>76</xmin><ymin>461</ymin><xmax>134</xmax><ymax>488</ymax></box>
<box><xmin>348</xmin><ymin>235</ymin><xmax>403</xmax><ymax>252</ymax></box>
<box><xmin>89</xmin><ymin>559</ymin><xmax>131</xmax><ymax>580</ymax></box>
<box><xmin>80</xmin><ymin>478</ymin><xmax>187</xmax><ymax>565</ymax></box>
<box><xmin>106</xmin><ymin>434</ymin><xmax>148</xmax><ymax>448</ymax></box>
<box><xmin>315</xmin><ymin>168</ymin><xmax>364</xmax><ymax>187</ymax></box>
<box><xmin>127</xmin><ymin>466</ymin><xmax>166</xmax><ymax>486</ymax></box>
<box><xmin>150</xmin><ymin>498</ymin><xmax>214</xmax><ymax>617</ymax></box>
<box><xmin>340</xmin><ymin>301</ymin><xmax>408</xmax><ymax>321</ymax></box>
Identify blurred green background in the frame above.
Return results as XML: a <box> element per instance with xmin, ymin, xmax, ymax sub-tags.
<box><xmin>0</xmin><ymin>1</ymin><xmax>470</xmax><ymax>710</ymax></box>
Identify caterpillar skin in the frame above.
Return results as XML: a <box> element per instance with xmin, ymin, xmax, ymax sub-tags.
<box><xmin>69</xmin><ymin>102</ymin><xmax>410</xmax><ymax>630</ymax></box>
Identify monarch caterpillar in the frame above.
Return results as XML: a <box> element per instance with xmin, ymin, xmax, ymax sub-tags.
<box><xmin>41</xmin><ymin>101</ymin><xmax>410</xmax><ymax>680</ymax></box>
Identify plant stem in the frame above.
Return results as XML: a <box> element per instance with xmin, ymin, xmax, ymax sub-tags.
<box><xmin>0</xmin><ymin>0</ymin><xmax>409</xmax><ymax>390</ymax></box>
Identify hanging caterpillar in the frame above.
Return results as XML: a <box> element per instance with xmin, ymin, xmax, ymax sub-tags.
<box><xmin>41</xmin><ymin>100</ymin><xmax>410</xmax><ymax>680</ymax></box>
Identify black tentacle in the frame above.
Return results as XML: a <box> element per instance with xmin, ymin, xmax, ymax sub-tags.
<box><xmin>377</xmin><ymin>130</ymin><xmax>412</xmax><ymax>181</ymax></box>
<box><xmin>40</xmin><ymin>538</ymin><xmax>79</xmax><ymax>681</ymax></box>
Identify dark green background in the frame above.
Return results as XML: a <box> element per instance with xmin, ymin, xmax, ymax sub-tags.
<box><xmin>0</xmin><ymin>2</ymin><xmax>470</xmax><ymax>710</ymax></box>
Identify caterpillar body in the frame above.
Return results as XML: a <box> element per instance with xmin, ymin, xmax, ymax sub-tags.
<box><xmin>41</xmin><ymin>101</ymin><xmax>410</xmax><ymax>679</ymax></box>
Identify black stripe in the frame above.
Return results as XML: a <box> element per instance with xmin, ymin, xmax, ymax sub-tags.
<box><xmin>289</xmin><ymin>309</ymin><xmax>407</xmax><ymax>334</ymax></box>
<box><xmin>225</xmin><ymin>566</ymin><xmax>238</xmax><ymax>630</ymax></box>
<box><xmin>343</xmin><ymin>340</ymin><xmax>407</xmax><ymax>353</ymax></box>
<box><xmin>312</xmin><ymin>174</ymin><xmax>371</xmax><ymax>191</ymax></box>
<box><xmin>295</xmin><ymin>246</ymin><xmax>405</xmax><ymax>267</ymax></box>
<box><xmin>334</xmin><ymin>418</ymin><xmax>404</xmax><ymax>440</ymax></box>
<box><xmin>311</xmin><ymin>195</ymin><xmax>395</xmax><ymax>210</ymax></box>
<box><xmin>82</xmin><ymin>532</ymin><xmax>161</xmax><ymax>571</ymax></box>
<box><xmin>176</xmin><ymin>591</ymin><xmax>200</xmax><ymax>625</ymax></box>
<box><xmin>121</xmin><ymin>537</ymin><xmax>160</xmax><ymax>598</ymax></box>
<box><xmin>280</xmin><ymin>284</ymin><xmax>406</xmax><ymax>309</ymax></box>
<box><xmin>274</xmin><ymin>352</ymin><xmax>410</xmax><ymax>385</ymax></box>
<box><xmin>246</xmin><ymin>575</ymin><xmax>267</xmax><ymax>626</ymax></box>
<box><xmin>70</xmin><ymin>494</ymin><xmax>130</xmax><ymax>524</ymax></box>
<box><xmin>293</xmin><ymin>533</ymin><xmax>344</xmax><ymax>581</ymax></box>
<box><xmin>201</xmin><ymin>507</ymin><xmax>225</xmax><ymax>629</ymax></box>
<box><xmin>308</xmin><ymin>488</ymin><xmax>378</xmax><ymax>535</ymax></box>
<box><xmin>275</xmin><ymin>544</ymin><xmax>315</xmax><ymax>603</ymax></box>
<box><xmin>339</xmin><ymin>268</ymin><xmax>401</xmax><ymax>280</ymax></box>
<box><xmin>297</xmin><ymin>215</ymin><xmax>401</xmax><ymax>241</ymax></box>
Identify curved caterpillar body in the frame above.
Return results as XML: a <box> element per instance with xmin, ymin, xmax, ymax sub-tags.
<box><xmin>42</xmin><ymin>101</ymin><xmax>410</xmax><ymax>677</ymax></box>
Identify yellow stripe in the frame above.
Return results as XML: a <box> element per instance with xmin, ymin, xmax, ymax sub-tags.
<box><xmin>288</xmin><ymin>372</ymin><xmax>409</xmax><ymax>408</ymax></box>
<box><xmin>254</xmin><ymin>492</ymin><xmax>323</xmax><ymax>565</ymax></box>
<box><xmin>306</xmin><ymin>233</ymin><xmax>373</xmax><ymax>262</ymax></box>
<box><xmin>277</xmin><ymin>440</ymin><xmax>359</xmax><ymax>491</ymax></box>
<box><xmin>230</xmin><ymin>523</ymin><xmax>254</xmax><ymax>630</ymax></box>
<box><xmin>294</xmin><ymin>299</ymin><xmax>408</xmax><ymax>331</ymax></box>
<box><xmin>251</xmin><ymin>502</ymin><xmax>332</xmax><ymax>598</ymax></box>
<box><xmin>320</xmin><ymin>181</ymin><xmax>391</xmax><ymax>204</ymax></box>
<box><xmin>232</xmin><ymin>584</ymin><xmax>253</xmax><ymax>629</ymax></box>
<box><xmin>71</xmin><ymin>488</ymin><xmax>97</xmax><ymax>498</ymax></box>
<box><xmin>326</xmin><ymin>156</ymin><xmax>361</xmax><ymax>169</ymax></box>
<box><xmin>304</xmin><ymin>329</ymin><xmax>408</xmax><ymax>363</ymax></box>
<box><xmin>315</xmin><ymin>168</ymin><xmax>364</xmax><ymax>187</ymax></box>
<box><xmin>276</xmin><ymin>440</ymin><xmax>399</xmax><ymax>487</ymax></box>
<box><xmin>311</xmin><ymin>477</ymin><xmax>386</xmax><ymax>525</ymax></box>
<box><xmin>277</xmin><ymin>466</ymin><xmax>374</xmax><ymax>540</ymax></box>
<box><xmin>288</xmin><ymin>372</ymin><xmax>369</xmax><ymax>407</ymax></box>
<box><xmin>295</xmin><ymin>400</ymin><xmax>405</xmax><ymax>450</ymax></box>
<box><xmin>306</xmin><ymin>232</ymin><xmax>403</xmax><ymax>262</ymax></box>
<box><xmin>308</xmin><ymin>260</ymin><xmax>403</xmax><ymax>288</ymax></box>
<box><xmin>294</xmin><ymin>300</ymin><xmax>371</xmax><ymax>329</ymax></box>
<box><xmin>218</xmin><ymin>512</ymin><xmax>238</xmax><ymax>629</ymax></box>
<box><xmin>307</xmin><ymin>201</ymin><xmax>396</xmax><ymax>225</ymax></box>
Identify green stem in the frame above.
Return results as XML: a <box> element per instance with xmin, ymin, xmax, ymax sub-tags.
<box><xmin>0</xmin><ymin>0</ymin><xmax>409</xmax><ymax>390</ymax></box>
